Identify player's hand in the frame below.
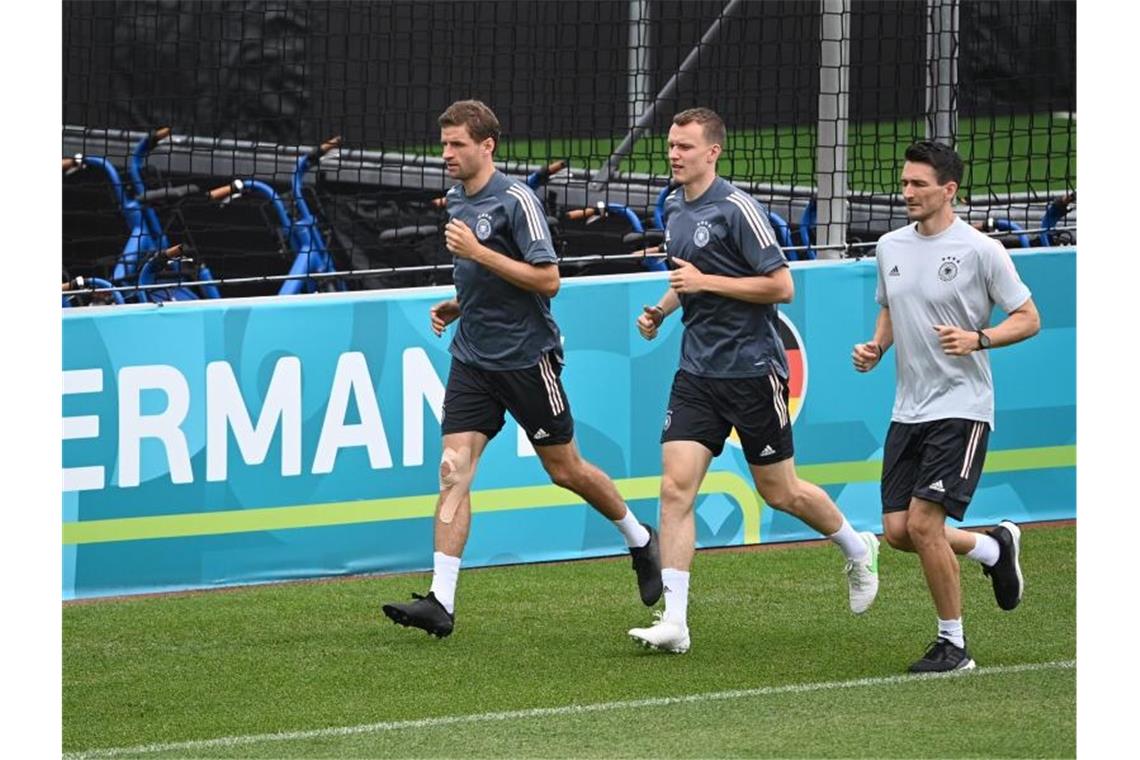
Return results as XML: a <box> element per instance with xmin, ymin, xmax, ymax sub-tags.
<box><xmin>444</xmin><ymin>219</ymin><xmax>480</xmax><ymax>260</ymax></box>
<box><xmin>637</xmin><ymin>304</ymin><xmax>665</xmax><ymax>340</ymax></box>
<box><xmin>430</xmin><ymin>299</ymin><xmax>461</xmax><ymax>336</ymax></box>
<box><xmin>668</xmin><ymin>257</ymin><xmax>706</xmax><ymax>294</ymax></box>
<box><xmin>933</xmin><ymin>324</ymin><xmax>976</xmax><ymax>355</ymax></box>
<box><xmin>852</xmin><ymin>341</ymin><xmax>883</xmax><ymax>372</ymax></box>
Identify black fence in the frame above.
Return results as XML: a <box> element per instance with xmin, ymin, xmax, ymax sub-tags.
<box><xmin>62</xmin><ymin>0</ymin><xmax>1076</xmax><ymax>298</ymax></box>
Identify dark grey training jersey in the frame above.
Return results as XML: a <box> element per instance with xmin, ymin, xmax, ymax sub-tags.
<box><xmin>446</xmin><ymin>171</ymin><xmax>561</xmax><ymax>370</ymax></box>
<box><xmin>875</xmin><ymin>217</ymin><xmax>1032</xmax><ymax>427</ymax></box>
<box><xmin>664</xmin><ymin>177</ymin><xmax>789</xmax><ymax>379</ymax></box>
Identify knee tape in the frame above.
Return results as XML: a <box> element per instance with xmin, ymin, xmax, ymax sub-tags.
<box><xmin>438</xmin><ymin>446</ymin><xmax>473</xmax><ymax>524</ymax></box>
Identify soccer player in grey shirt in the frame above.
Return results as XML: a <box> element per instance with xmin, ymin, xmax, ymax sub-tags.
<box><xmin>852</xmin><ymin>141</ymin><xmax>1041</xmax><ymax>672</ymax></box>
<box><xmin>382</xmin><ymin>100</ymin><xmax>661</xmax><ymax>638</ymax></box>
<box><xmin>627</xmin><ymin>108</ymin><xmax>880</xmax><ymax>654</ymax></box>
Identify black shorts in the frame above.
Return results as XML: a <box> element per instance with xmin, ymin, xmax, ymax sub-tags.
<box><xmin>881</xmin><ymin>418</ymin><xmax>990</xmax><ymax>521</ymax></box>
<box><xmin>660</xmin><ymin>369</ymin><xmax>794</xmax><ymax>465</ymax></box>
<box><xmin>441</xmin><ymin>353</ymin><xmax>574</xmax><ymax>445</ymax></box>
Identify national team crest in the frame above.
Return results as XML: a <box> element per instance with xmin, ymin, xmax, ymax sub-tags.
<box><xmin>938</xmin><ymin>256</ymin><xmax>960</xmax><ymax>282</ymax></box>
<box><xmin>475</xmin><ymin>214</ymin><xmax>493</xmax><ymax>241</ymax></box>
<box><xmin>693</xmin><ymin>220</ymin><xmax>712</xmax><ymax>248</ymax></box>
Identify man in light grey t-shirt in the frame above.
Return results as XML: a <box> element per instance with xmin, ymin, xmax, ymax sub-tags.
<box><xmin>853</xmin><ymin>141</ymin><xmax>1041</xmax><ymax>673</ymax></box>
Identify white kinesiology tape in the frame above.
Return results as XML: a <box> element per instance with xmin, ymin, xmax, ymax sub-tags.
<box><xmin>438</xmin><ymin>446</ymin><xmax>473</xmax><ymax>523</ymax></box>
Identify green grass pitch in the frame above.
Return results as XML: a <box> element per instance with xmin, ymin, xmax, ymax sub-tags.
<box><xmin>63</xmin><ymin>522</ymin><xmax>1075</xmax><ymax>758</ymax></box>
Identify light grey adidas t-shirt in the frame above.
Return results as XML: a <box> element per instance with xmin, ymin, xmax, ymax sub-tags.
<box><xmin>875</xmin><ymin>217</ymin><xmax>1032</xmax><ymax>428</ymax></box>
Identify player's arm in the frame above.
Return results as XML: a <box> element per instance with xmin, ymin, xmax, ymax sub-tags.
<box><xmin>636</xmin><ymin>289</ymin><xmax>680</xmax><ymax>340</ymax></box>
<box><xmin>429</xmin><ymin>298</ymin><xmax>461</xmax><ymax>337</ymax></box>
<box><xmin>669</xmin><ymin>197</ymin><xmax>792</xmax><ymax>303</ymax></box>
<box><xmin>853</xmin><ymin>306</ymin><xmax>893</xmax><ymax>372</ymax></box>
<box><xmin>670</xmin><ymin>259</ymin><xmax>793</xmax><ymax>304</ymax></box>
<box><xmin>983</xmin><ymin>297</ymin><xmax>1041</xmax><ymax>347</ymax></box>
<box><xmin>444</xmin><ymin>218</ymin><xmax>560</xmax><ymax>298</ymax></box>
<box><xmin>934</xmin><ymin>297</ymin><xmax>1040</xmax><ymax>356</ymax></box>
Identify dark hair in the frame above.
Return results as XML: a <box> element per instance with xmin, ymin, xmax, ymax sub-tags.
<box><xmin>438</xmin><ymin>100</ymin><xmax>501</xmax><ymax>151</ymax></box>
<box><xmin>904</xmin><ymin>140</ymin><xmax>964</xmax><ymax>185</ymax></box>
<box><xmin>672</xmin><ymin>107</ymin><xmax>727</xmax><ymax>148</ymax></box>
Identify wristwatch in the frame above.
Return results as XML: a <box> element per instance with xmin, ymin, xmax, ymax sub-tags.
<box><xmin>976</xmin><ymin>330</ymin><xmax>992</xmax><ymax>350</ymax></box>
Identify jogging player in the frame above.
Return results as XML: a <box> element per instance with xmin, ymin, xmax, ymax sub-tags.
<box><xmin>627</xmin><ymin>107</ymin><xmax>880</xmax><ymax>654</ymax></box>
<box><xmin>382</xmin><ymin>100</ymin><xmax>661</xmax><ymax>638</ymax></box>
<box><xmin>852</xmin><ymin>140</ymin><xmax>1039</xmax><ymax>672</ymax></box>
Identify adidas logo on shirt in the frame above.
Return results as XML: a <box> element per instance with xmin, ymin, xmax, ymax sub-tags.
<box><xmin>533</xmin><ymin>428</ymin><xmax>550</xmax><ymax>440</ymax></box>
<box><xmin>889</xmin><ymin>265</ymin><xmax>900</xmax><ymax>276</ymax></box>
<box><xmin>760</xmin><ymin>444</ymin><xmax>776</xmax><ymax>457</ymax></box>
<box><xmin>927</xmin><ymin>480</ymin><xmax>945</xmax><ymax>493</ymax></box>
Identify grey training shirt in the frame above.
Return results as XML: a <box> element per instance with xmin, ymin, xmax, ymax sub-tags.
<box><xmin>664</xmin><ymin>177</ymin><xmax>789</xmax><ymax>378</ymax></box>
<box><xmin>875</xmin><ymin>217</ymin><xmax>1032</xmax><ymax>427</ymax></box>
<box><xmin>446</xmin><ymin>171</ymin><xmax>562</xmax><ymax>370</ymax></box>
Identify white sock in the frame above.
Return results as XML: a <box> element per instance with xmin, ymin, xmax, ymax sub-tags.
<box><xmin>966</xmin><ymin>533</ymin><xmax>1001</xmax><ymax>567</ymax></box>
<box><xmin>661</xmin><ymin>568</ymin><xmax>690</xmax><ymax>626</ymax></box>
<box><xmin>827</xmin><ymin>518</ymin><xmax>868</xmax><ymax>561</ymax></box>
<box><xmin>429</xmin><ymin>552</ymin><xmax>461</xmax><ymax>614</ymax></box>
<box><xmin>938</xmin><ymin>618</ymin><xmax>965</xmax><ymax>649</ymax></box>
<box><xmin>613</xmin><ymin>508</ymin><xmax>650</xmax><ymax>548</ymax></box>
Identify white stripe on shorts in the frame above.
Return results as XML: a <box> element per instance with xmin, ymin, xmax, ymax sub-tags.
<box><xmin>768</xmin><ymin>372</ymin><xmax>788</xmax><ymax>428</ymax></box>
<box><xmin>538</xmin><ymin>354</ymin><xmax>564</xmax><ymax>415</ymax></box>
<box><xmin>960</xmin><ymin>421</ymin><xmax>984</xmax><ymax>478</ymax></box>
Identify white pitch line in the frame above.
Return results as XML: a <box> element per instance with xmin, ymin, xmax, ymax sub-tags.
<box><xmin>65</xmin><ymin>659</ymin><xmax>1075</xmax><ymax>759</ymax></box>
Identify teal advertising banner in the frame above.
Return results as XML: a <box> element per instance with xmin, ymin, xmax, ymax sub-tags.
<box><xmin>62</xmin><ymin>250</ymin><xmax>1076</xmax><ymax>599</ymax></box>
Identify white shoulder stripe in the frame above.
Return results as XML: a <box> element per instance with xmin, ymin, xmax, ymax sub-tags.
<box><xmin>729</xmin><ymin>192</ymin><xmax>776</xmax><ymax>248</ymax></box>
<box><xmin>507</xmin><ymin>184</ymin><xmax>547</xmax><ymax>242</ymax></box>
<box><xmin>506</xmin><ymin>186</ymin><xmax>540</xmax><ymax>240</ymax></box>
<box><xmin>726</xmin><ymin>193</ymin><xmax>775</xmax><ymax>248</ymax></box>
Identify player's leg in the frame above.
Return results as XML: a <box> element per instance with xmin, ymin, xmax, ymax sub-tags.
<box><xmin>911</xmin><ymin>419</ymin><xmax>1023</xmax><ymax>613</ymax></box>
<box><xmin>904</xmin><ymin>495</ymin><xmax>976</xmax><ymax>671</ymax></box>
<box><xmin>382</xmin><ymin>359</ymin><xmax>503</xmax><ymax>637</ymax></box>
<box><xmin>533</xmin><ymin>438</ymin><xmax>663</xmax><ymax>604</ymax></box>
<box><xmin>734</xmin><ymin>373</ymin><xmax>879</xmax><ymax>613</ymax></box>
<box><xmin>629</xmin><ymin>371</ymin><xmax>723</xmax><ymax>653</ymax></box>
<box><xmin>507</xmin><ymin>352</ymin><xmax>661</xmax><ymax>604</ymax></box>
<box><xmin>628</xmin><ymin>440</ymin><xmax>713</xmax><ymax>653</ymax></box>
<box><xmin>904</xmin><ymin>418</ymin><xmax>1017</xmax><ymax>671</ymax></box>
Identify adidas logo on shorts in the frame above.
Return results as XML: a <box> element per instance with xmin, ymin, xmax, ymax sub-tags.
<box><xmin>533</xmin><ymin>428</ymin><xmax>550</xmax><ymax>440</ymax></box>
<box><xmin>927</xmin><ymin>479</ymin><xmax>945</xmax><ymax>493</ymax></box>
<box><xmin>759</xmin><ymin>444</ymin><xmax>776</xmax><ymax>457</ymax></box>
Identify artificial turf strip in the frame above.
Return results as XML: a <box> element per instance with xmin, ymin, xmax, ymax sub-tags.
<box><xmin>63</xmin><ymin>523</ymin><xmax>1075</xmax><ymax>758</ymax></box>
<box><xmin>405</xmin><ymin>114</ymin><xmax>1076</xmax><ymax>197</ymax></box>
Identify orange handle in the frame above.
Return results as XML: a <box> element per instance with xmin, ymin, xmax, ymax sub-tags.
<box><xmin>566</xmin><ymin>208</ymin><xmax>599</xmax><ymax>221</ymax></box>
<box><xmin>208</xmin><ymin>183</ymin><xmax>235</xmax><ymax>201</ymax></box>
<box><xmin>319</xmin><ymin>136</ymin><xmax>343</xmax><ymax>155</ymax></box>
<box><xmin>153</xmin><ymin>127</ymin><xmax>172</xmax><ymax>143</ymax></box>
<box><xmin>62</xmin><ymin>157</ymin><xmax>77</xmax><ymax>172</ymax></box>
